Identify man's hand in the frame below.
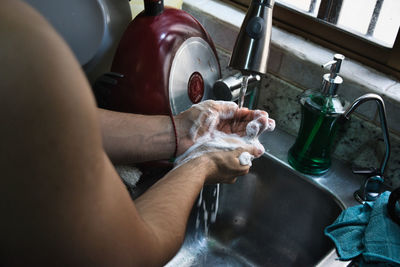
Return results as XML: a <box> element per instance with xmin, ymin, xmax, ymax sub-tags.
<box><xmin>201</xmin><ymin>146</ymin><xmax>260</xmax><ymax>184</ymax></box>
<box><xmin>175</xmin><ymin>100</ymin><xmax>275</xmax><ymax>155</ymax></box>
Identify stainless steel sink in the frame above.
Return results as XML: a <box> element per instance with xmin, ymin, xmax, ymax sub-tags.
<box><xmin>166</xmin><ymin>153</ymin><xmax>345</xmax><ymax>267</ymax></box>
<box><xmin>123</xmin><ymin>129</ymin><xmax>361</xmax><ymax>266</ymax></box>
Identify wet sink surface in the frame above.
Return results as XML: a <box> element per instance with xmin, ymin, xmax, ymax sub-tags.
<box><xmin>166</xmin><ymin>153</ymin><xmax>344</xmax><ymax>267</ymax></box>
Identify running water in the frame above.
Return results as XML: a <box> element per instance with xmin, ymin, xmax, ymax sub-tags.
<box><xmin>238</xmin><ymin>75</ymin><xmax>251</xmax><ymax>108</ymax></box>
<box><xmin>210</xmin><ymin>184</ymin><xmax>220</xmax><ymax>223</ymax></box>
<box><xmin>234</xmin><ymin>75</ymin><xmax>251</xmax><ymax>130</ymax></box>
<box><xmin>195</xmin><ymin>184</ymin><xmax>220</xmax><ymax>238</ymax></box>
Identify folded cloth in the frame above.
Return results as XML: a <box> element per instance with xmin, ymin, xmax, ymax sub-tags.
<box><xmin>325</xmin><ymin>191</ymin><xmax>400</xmax><ymax>266</ymax></box>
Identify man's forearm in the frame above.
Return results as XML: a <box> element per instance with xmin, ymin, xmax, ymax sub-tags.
<box><xmin>98</xmin><ymin>108</ymin><xmax>176</xmax><ymax>163</ymax></box>
<box><xmin>134</xmin><ymin>157</ymin><xmax>209</xmax><ymax>263</ymax></box>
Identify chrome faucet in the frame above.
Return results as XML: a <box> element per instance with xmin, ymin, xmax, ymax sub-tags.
<box><xmin>213</xmin><ymin>0</ymin><xmax>275</xmax><ymax>104</ymax></box>
<box><xmin>341</xmin><ymin>93</ymin><xmax>391</xmax><ymax>203</ymax></box>
<box><xmin>213</xmin><ymin>73</ymin><xmax>260</xmax><ymax>102</ymax></box>
<box><xmin>229</xmin><ymin>0</ymin><xmax>274</xmax><ymax>75</ymax></box>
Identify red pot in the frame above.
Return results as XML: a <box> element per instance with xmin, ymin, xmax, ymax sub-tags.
<box><xmin>109</xmin><ymin>1</ymin><xmax>221</xmax><ymax>116</ymax></box>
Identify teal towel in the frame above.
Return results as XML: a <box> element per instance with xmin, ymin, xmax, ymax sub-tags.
<box><xmin>325</xmin><ymin>191</ymin><xmax>400</xmax><ymax>266</ymax></box>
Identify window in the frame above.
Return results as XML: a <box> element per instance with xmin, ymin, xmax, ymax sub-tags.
<box><xmin>226</xmin><ymin>0</ymin><xmax>400</xmax><ymax>79</ymax></box>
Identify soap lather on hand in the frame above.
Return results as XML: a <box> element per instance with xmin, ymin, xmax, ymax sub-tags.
<box><xmin>239</xmin><ymin>152</ymin><xmax>254</xmax><ymax>166</ymax></box>
<box><xmin>175</xmin><ymin>100</ymin><xmax>275</xmax><ymax>168</ymax></box>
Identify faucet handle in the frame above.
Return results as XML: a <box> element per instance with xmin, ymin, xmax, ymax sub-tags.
<box><xmin>352</xmin><ymin>166</ymin><xmax>379</xmax><ymax>176</ymax></box>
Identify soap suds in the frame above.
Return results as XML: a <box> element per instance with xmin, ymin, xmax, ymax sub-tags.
<box><xmin>175</xmin><ymin>100</ymin><xmax>275</xmax><ymax>167</ymax></box>
<box><xmin>239</xmin><ymin>152</ymin><xmax>254</xmax><ymax>166</ymax></box>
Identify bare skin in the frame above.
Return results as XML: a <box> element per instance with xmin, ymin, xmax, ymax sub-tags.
<box><xmin>99</xmin><ymin>102</ymin><xmax>270</xmax><ymax>164</ymax></box>
<box><xmin>0</xmin><ymin>0</ymin><xmax>268</xmax><ymax>265</ymax></box>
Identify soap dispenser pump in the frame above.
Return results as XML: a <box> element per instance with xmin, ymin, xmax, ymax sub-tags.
<box><xmin>288</xmin><ymin>54</ymin><xmax>347</xmax><ymax>175</ymax></box>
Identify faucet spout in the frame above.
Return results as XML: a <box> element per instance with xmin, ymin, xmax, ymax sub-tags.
<box><xmin>214</xmin><ymin>1</ymin><xmax>273</xmax><ymax>108</ymax></box>
<box><xmin>342</xmin><ymin>93</ymin><xmax>391</xmax><ymax>202</ymax></box>
<box><xmin>343</xmin><ymin>93</ymin><xmax>391</xmax><ymax>176</ymax></box>
<box><xmin>229</xmin><ymin>0</ymin><xmax>275</xmax><ymax>76</ymax></box>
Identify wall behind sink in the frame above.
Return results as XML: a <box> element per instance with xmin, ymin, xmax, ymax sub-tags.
<box><xmin>182</xmin><ymin>0</ymin><xmax>400</xmax><ymax>189</ymax></box>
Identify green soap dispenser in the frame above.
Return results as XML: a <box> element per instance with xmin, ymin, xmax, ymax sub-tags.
<box><xmin>288</xmin><ymin>54</ymin><xmax>347</xmax><ymax>175</ymax></box>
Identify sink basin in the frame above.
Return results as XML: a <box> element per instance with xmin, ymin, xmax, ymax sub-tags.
<box><xmin>166</xmin><ymin>153</ymin><xmax>344</xmax><ymax>267</ymax></box>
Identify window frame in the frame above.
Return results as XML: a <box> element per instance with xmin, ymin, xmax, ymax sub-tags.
<box><xmin>224</xmin><ymin>0</ymin><xmax>400</xmax><ymax>80</ymax></box>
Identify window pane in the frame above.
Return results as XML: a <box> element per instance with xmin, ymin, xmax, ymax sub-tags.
<box><xmin>373</xmin><ymin>0</ymin><xmax>400</xmax><ymax>46</ymax></box>
<box><xmin>253</xmin><ymin>0</ymin><xmax>399</xmax><ymax>48</ymax></box>
<box><xmin>276</xmin><ymin>0</ymin><xmax>321</xmax><ymax>15</ymax></box>
<box><xmin>337</xmin><ymin>0</ymin><xmax>376</xmax><ymax>35</ymax></box>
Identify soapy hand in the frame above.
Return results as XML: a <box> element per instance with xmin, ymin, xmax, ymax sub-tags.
<box><xmin>200</xmin><ymin>146</ymin><xmax>259</xmax><ymax>184</ymax></box>
<box><xmin>174</xmin><ymin>100</ymin><xmax>275</xmax><ymax>181</ymax></box>
<box><xmin>175</xmin><ymin>100</ymin><xmax>275</xmax><ymax>156</ymax></box>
